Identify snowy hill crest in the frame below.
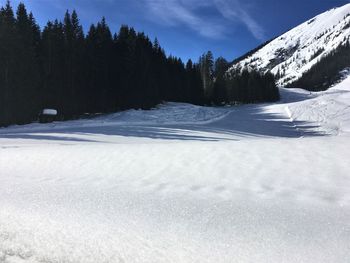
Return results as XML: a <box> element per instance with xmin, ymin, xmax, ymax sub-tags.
<box><xmin>228</xmin><ymin>4</ymin><xmax>350</xmax><ymax>86</ymax></box>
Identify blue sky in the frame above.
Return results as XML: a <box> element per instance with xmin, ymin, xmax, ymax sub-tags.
<box><xmin>2</xmin><ymin>0</ymin><xmax>349</xmax><ymax>62</ymax></box>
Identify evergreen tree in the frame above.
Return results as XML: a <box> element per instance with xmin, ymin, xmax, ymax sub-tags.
<box><xmin>226</xmin><ymin>70</ymin><xmax>279</xmax><ymax>103</ymax></box>
<box><xmin>212</xmin><ymin>57</ymin><xmax>229</xmax><ymax>105</ymax></box>
<box><xmin>87</xmin><ymin>18</ymin><xmax>113</xmax><ymax>112</ymax></box>
<box><xmin>41</xmin><ymin>20</ymin><xmax>65</xmax><ymax>113</ymax></box>
<box><xmin>199</xmin><ymin>51</ymin><xmax>214</xmax><ymax>102</ymax></box>
<box><xmin>0</xmin><ymin>1</ymin><xmax>18</xmax><ymax>125</ymax></box>
<box><xmin>61</xmin><ymin>10</ymin><xmax>85</xmax><ymax>117</ymax></box>
<box><xmin>14</xmin><ymin>3</ymin><xmax>41</xmax><ymax>123</ymax></box>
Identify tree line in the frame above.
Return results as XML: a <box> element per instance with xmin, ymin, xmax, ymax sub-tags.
<box><xmin>199</xmin><ymin>51</ymin><xmax>280</xmax><ymax>104</ymax></box>
<box><xmin>0</xmin><ymin>1</ymin><xmax>279</xmax><ymax>127</ymax></box>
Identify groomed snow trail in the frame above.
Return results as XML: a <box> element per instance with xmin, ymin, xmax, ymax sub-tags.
<box><xmin>1</xmin><ymin>79</ymin><xmax>350</xmax><ymax>262</ymax></box>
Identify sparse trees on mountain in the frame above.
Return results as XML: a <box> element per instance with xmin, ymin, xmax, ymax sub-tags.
<box><xmin>288</xmin><ymin>40</ymin><xmax>350</xmax><ymax>91</ymax></box>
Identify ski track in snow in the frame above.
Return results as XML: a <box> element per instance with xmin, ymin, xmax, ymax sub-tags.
<box><xmin>1</xmin><ymin>78</ymin><xmax>350</xmax><ymax>262</ymax></box>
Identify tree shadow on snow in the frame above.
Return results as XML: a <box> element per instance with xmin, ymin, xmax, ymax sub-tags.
<box><xmin>0</xmin><ymin>104</ymin><xmax>326</xmax><ymax>143</ymax></box>
<box><xmin>279</xmin><ymin>88</ymin><xmax>315</xmax><ymax>104</ymax></box>
<box><xmin>0</xmin><ymin>133</ymin><xmax>99</xmax><ymax>143</ymax></box>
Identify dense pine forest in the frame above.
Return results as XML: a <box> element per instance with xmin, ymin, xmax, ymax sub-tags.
<box><xmin>0</xmin><ymin>1</ymin><xmax>279</xmax><ymax>127</ymax></box>
<box><xmin>288</xmin><ymin>41</ymin><xmax>350</xmax><ymax>91</ymax></box>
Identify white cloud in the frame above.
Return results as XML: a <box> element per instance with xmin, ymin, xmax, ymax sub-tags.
<box><xmin>214</xmin><ymin>0</ymin><xmax>265</xmax><ymax>40</ymax></box>
<box><xmin>145</xmin><ymin>0</ymin><xmax>225</xmax><ymax>38</ymax></box>
<box><xmin>144</xmin><ymin>0</ymin><xmax>265</xmax><ymax>40</ymax></box>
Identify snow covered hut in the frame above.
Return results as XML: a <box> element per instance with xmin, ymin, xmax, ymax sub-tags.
<box><xmin>39</xmin><ymin>109</ymin><xmax>58</xmax><ymax>123</ymax></box>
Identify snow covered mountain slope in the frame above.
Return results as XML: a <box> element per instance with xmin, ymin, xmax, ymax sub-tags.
<box><xmin>228</xmin><ymin>3</ymin><xmax>350</xmax><ymax>86</ymax></box>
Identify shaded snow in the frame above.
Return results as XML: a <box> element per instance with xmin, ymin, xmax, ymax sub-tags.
<box><xmin>1</xmin><ymin>78</ymin><xmax>350</xmax><ymax>262</ymax></box>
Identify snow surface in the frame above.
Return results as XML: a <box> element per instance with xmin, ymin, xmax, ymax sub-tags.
<box><xmin>1</xmin><ymin>77</ymin><xmax>350</xmax><ymax>262</ymax></box>
<box><xmin>228</xmin><ymin>3</ymin><xmax>350</xmax><ymax>86</ymax></box>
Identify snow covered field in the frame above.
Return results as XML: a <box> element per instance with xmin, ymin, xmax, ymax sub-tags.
<box><xmin>1</xmin><ymin>78</ymin><xmax>350</xmax><ymax>262</ymax></box>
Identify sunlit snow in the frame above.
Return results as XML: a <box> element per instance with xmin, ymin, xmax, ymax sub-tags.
<box><xmin>1</xmin><ymin>77</ymin><xmax>350</xmax><ymax>262</ymax></box>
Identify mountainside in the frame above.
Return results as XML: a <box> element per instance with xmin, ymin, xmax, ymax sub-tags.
<box><xmin>228</xmin><ymin>3</ymin><xmax>350</xmax><ymax>87</ymax></box>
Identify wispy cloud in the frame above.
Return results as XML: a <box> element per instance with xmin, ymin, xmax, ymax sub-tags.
<box><xmin>145</xmin><ymin>0</ymin><xmax>225</xmax><ymax>38</ymax></box>
<box><xmin>214</xmin><ymin>0</ymin><xmax>265</xmax><ymax>40</ymax></box>
<box><xmin>144</xmin><ymin>0</ymin><xmax>265</xmax><ymax>40</ymax></box>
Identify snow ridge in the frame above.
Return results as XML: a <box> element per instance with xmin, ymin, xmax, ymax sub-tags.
<box><xmin>228</xmin><ymin>3</ymin><xmax>350</xmax><ymax>86</ymax></box>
